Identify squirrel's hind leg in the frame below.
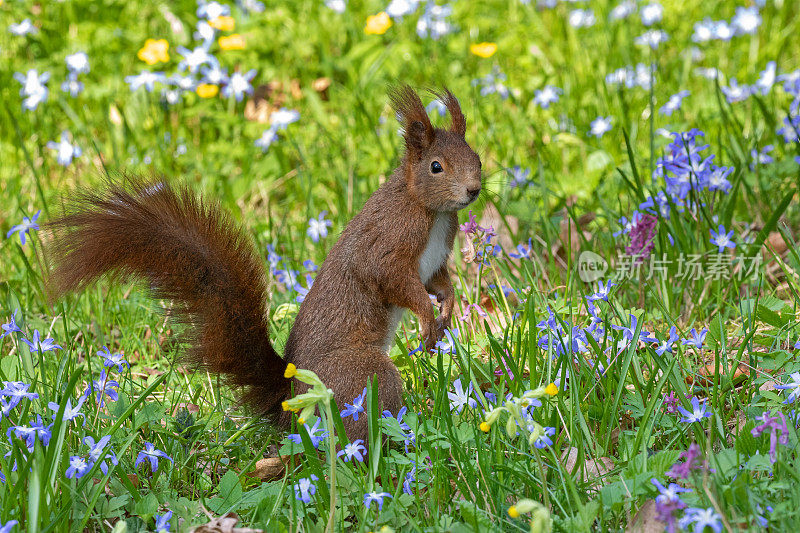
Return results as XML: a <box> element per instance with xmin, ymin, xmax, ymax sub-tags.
<box><xmin>293</xmin><ymin>348</ymin><xmax>403</xmax><ymax>443</ymax></box>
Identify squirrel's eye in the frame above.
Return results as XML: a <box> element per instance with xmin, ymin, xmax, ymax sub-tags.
<box><xmin>430</xmin><ymin>161</ymin><xmax>443</xmax><ymax>174</ymax></box>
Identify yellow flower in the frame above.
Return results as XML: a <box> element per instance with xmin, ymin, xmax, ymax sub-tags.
<box><xmin>137</xmin><ymin>38</ymin><xmax>170</xmax><ymax>65</ymax></box>
<box><xmin>281</xmin><ymin>401</ymin><xmax>290</xmax><ymax>411</ymax></box>
<box><xmin>297</xmin><ymin>417</ymin><xmax>305</xmax><ymax>425</ymax></box>
<box><xmin>470</xmin><ymin>42</ymin><xmax>498</xmax><ymax>58</ymax></box>
<box><xmin>219</xmin><ymin>34</ymin><xmax>246</xmax><ymax>50</ymax></box>
<box><xmin>508</xmin><ymin>505</ymin><xmax>520</xmax><ymax>518</ymax></box>
<box><xmin>480</xmin><ymin>421</ymin><xmax>490</xmax><ymax>433</ymax></box>
<box><xmin>365</xmin><ymin>12</ymin><xmax>392</xmax><ymax>35</ymax></box>
<box><xmin>196</xmin><ymin>84</ymin><xmax>219</xmax><ymax>98</ymax></box>
<box><xmin>545</xmin><ymin>383</ymin><xmax>558</xmax><ymax>396</ymax></box>
<box><xmin>208</xmin><ymin>15</ymin><xmax>235</xmax><ymax>31</ymax></box>
<box><xmin>284</xmin><ymin>363</ymin><xmax>298</xmax><ymax>378</ymax></box>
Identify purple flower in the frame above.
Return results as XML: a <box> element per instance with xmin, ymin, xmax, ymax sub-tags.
<box><xmin>434</xmin><ymin>328</ymin><xmax>458</xmax><ymax>354</ymax></box>
<box><xmin>0</xmin><ymin>520</ymin><xmax>19</xmax><ymax>533</ymax></box>
<box><xmin>459</xmin><ymin>211</ymin><xmax>479</xmax><ymax>234</ymax></box>
<box><xmin>508</xmin><ymin>239</ymin><xmax>533</xmax><ymax>260</ymax></box>
<box><xmin>293</xmin><ymin>274</ymin><xmax>314</xmax><ymax>303</ymax></box>
<box><xmin>652</xmin><ymin>477</ymin><xmax>690</xmax><ymax>528</ymax></box>
<box><xmin>751</xmin><ymin>411</ymin><xmax>789</xmax><ymax>463</ymax></box>
<box><xmin>307</xmin><ymin>211</ymin><xmax>332</xmax><ymax>242</ymax></box>
<box><xmin>662</xmin><ymin>391</ymin><xmax>679</xmax><ymax>414</ymax></box>
<box><xmin>65</xmin><ymin>455</ymin><xmax>91</xmax><ymax>479</ymax></box>
<box><xmin>775</xmin><ymin>372</ymin><xmax>800</xmax><ymax>403</ymax></box>
<box><xmin>721</xmin><ymin>79</ymin><xmax>752</xmax><ymax>103</ymax></box>
<box><xmin>154</xmin><ymin>510</ymin><xmax>172</xmax><ymax>532</ymax></box>
<box><xmin>8</xmin><ymin>416</ymin><xmax>52</xmax><ymax>448</ymax></box>
<box><xmin>364</xmin><ymin>491</ymin><xmax>392</xmax><ymax>511</ymax></box>
<box><xmin>337</xmin><ymin>439</ymin><xmax>366</xmax><ymax>462</ymax></box>
<box><xmin>682</xmin><ymin>328</ymin><xmax>707</xmax><ymax>350</ymax></box>
<box><xmin>341</xmin><ymin>387</ymin><xmax>367</xmax><ymax>421</ymax></box>
<box><xmin>20</xmin><ymin>330</ymin><xmax>62</xmax><ymax>353</ymax></box>
<box><xmin>750</xmin><ymin>145</ymin><xmax>774</xmax><ymax>169</ymax></box>
<box><xmin>625</xmin><ymin>213</ymin><xmax>657</xmax><ymax>262</ymax></box>
<box><xmin>98</xmin><ymin>346</ymin><xmax>129</xmax><ymax>373</ymax></box>
<box><xmin>0</xmin><ymin>311</ymin><xmax>21</xmax><ymax>339</ymax></box>
<box><xmin>287</xmin><ymin>417</ymin><xmax>329</xmax><ymax>448</ymax></box>
<box><xmin>676</xmin><ymin>396</ymin><xmax>711</xmax><ymax>424</ymax></box>
<box><xmin>6</xmin><ymin>210</ymin><xmax>40</xmax><ymax>245</ymax></box>
<box><xmin>294</xmin><ymin>474</ymin><xmax>318</xmax><ymax>504</ymax></box>
<box><xmin>135</xmin><ymin>442</ymin><xmax>173</xmax><ymax>472</ymax></box>
<box><xmin>709</xmin><ymin>225</ymin><xmax>735</xmax><ymax>252</ymax></box>
<box><xmin>403</xmin><ymin>466</ymin><xmax>416</xmax><ymax>494</ymax></box>
<box><xmin>447</xmin><ymin>378</ymin><xmax>477</xmax><ymax>414</ymax></box>
<box><xmin>678</xmin><ymin>507</ymin><xmax>723</xmax><ymax>533</ymax></box>
<box><xmin>667</xmin><ymin>443</ymin><xmax>705</xmax><ymax>479</ymax></box>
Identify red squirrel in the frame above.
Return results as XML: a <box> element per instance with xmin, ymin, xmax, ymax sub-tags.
<box><xmin>45</xmin><ymin>86</ymin><xmax>482</xmax><ymax>441</ymax></box>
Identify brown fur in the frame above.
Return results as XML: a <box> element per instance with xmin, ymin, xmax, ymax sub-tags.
<box><xmin>44</xmin><ymin>86</ymin><xmax>481</xmax><ymax>442</ymax></box>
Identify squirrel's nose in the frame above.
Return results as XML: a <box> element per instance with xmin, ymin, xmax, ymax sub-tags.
<box><xmin>467</xmin><ymin>186</ymin><xmax>481</xmax><ymax>200</ymax></box>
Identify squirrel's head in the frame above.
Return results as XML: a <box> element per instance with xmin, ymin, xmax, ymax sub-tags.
<box><xmin>390</xmin><ymin>86</ymin><xmax>482</xmax><ymax>212</ymax></box>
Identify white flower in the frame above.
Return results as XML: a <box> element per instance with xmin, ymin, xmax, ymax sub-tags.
<box><xmin>447</xmin><ymin>378</ymin><xmax>477</xmax><ymax>414</ymax></box>
<box><xmin>533</xmin><ymin>85</ymin><xmax>562</xmax><ymax>109</ymax></box>
<box><xmin>270</xmin><ymin>108</ymin><xmax>300</xmax><ymax>130</ymax></box>
<box><xmin>222</xmin><ymin>70</ymin><xmax>256</xmax><ymax>101</ymax></box>
<box><xmin>721</xmin><ymin>79</ymin><xmax>752</xmax><ymax>103</ymax></box>
<box><xmin>416</xmin><ymin>3</ymin><xmax>454</xmax><ymax>39</ymax></box>
<box><xmin>640</xmin><ymin>3</ymin><xmax>663</xmax><ymax>26</ymax></box>
<box><xmin>732</xmin><ymin>6</ymin><xmax>761</xmax><ymax>35</ymax></box>
<box><xmin>65</xmin><ymin>52</ymin><xmax>90</xmax><ymax>75</ymax></box>
<box><xmin>61</xmin><ymin>77</ymin><xmax>84</xmax><ymax>97</ymax></box>
<box><xmin>200</xmin><ymin>63</ymin><xmax>228</xmax><ymax>86</ymax></box>
<box><xmin>177</xmin><ymin>45</ymin><xmax>216</xmax><ymax>73</ymax></box>
<box><xmin>711</xmin><ymin>20</ymin><xmax>734</xmax><ymax>41</ymax></box>
<box><xmin>568</xmin><ymin>9</ymin><xmax>595</xmax><ymax>28</ymax></box>
<box><xmin>255</xmin><ymin>129</ymin><xmax>278</xmax><ymax>152</ymax></box>
<box><xmin>13</xmin><ymin>69</ymin><xmax>50</xmax><ymax>110</ymax></box>
<box><xmin>754</xmin><ymin>61</ymin><xmax>777</xmax><ymax>95</ymax></box>
<box><xmin>387</xmin><ymin>0</ymin><xmax>420</xmax><ymax>18</ymax></box>
<box><xmin>196</xmin><ymin>1</ymin><xmax>229</xmax><ymax>20</ymax></box>
<box><xmin>9</xmin><ymin>19</ymin><xmax>37</xmax><ymax>36</ymax></box>
<box><xmin>194</xmin><ymin>21</ymin><xmax>216</xmax><ymax>43</ymax></box>
<box><xmin>46</xmin><ymin>131</ymin><xmax>82</xmax><ymax>167</ymax></box>
<box><xmin>125</xmin><ymin>70</ymin><xmax>167</xmax><ymax>92</ymax></box>
<box><xmin>635</xmin><ymin>29</ymin><xmax>668</xmax><ymax>49</ymax></box>
<box><xmin>609</xmin><ymin>1</ymin><xmax>636</xmax><ymax>21</ymax></box>
<box><xmin>324</xmin><ymin>0</ymin><xmax>347</xmax><ymax>13</ymax></box>
<box><xmin>589</xmin><ymin>116</ymin><xmax>613</xmax><ymax>138</ymax></box>
<box><xmin>692</xmin><ymin>19</ymin><xmax>715</xmax><ymax>43</ymax></box>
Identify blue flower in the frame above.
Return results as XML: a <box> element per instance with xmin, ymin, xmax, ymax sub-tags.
<box><xmin>587</xmin><ymin>280</ymin><xmax>615</xmax><ymax>302</ymax></box>
<box><xmin>176</xmin><ymin>45</ymin><xmax>216</xmax><ymax>73</ymax></box>
<box><xmin>85</xmin><ymin>370</ymin><xmax>120</xmax><ymax>406</ymax></box>
<box><xmin>654</xmin><ymin>326</ymin><xmax>679</xmax><ymax>356</ymax></box>
<box><xmin>732</xmin><ymin>6</ymin><xmax>760</xmax><ymax>35</ymax></box>
<box><xmin>721</xmin><ymin>79</ymin><xmax>752</xmax><ymax>103</ymax></box>
<box><xmin>568</xmin><ymin>9</ymin><xmax>595</xmax><ymax>28</ymax></box>
<box><xmin>709</xmin><ymin>225</ymin><xmax>735</xmax><ymax>252</ymax></box>
<box><xmin>508</xmin><ymin>239</ymin><xmax>533</xmax><ymax>260</ymax></box>
<box><xmin>8</xmin><ymin>416</ymin><xmax>52</xmax><ymax>448</ymax></box>
<box><xmin>1</xmin><ymin>381</ymin><xmax>38</xmax><ymax>409</ymax></box>
<box><xmin>0</xmin><ymin>311</ymin><xmax>21</xmax><ymax>339</ymax></box>
<box><xmin>275</xmin><ymin>269</ymin><xmax>299</xmax><ymax>290</ymax></box>
<box><xmin>659</xmin><ymin>91</ymin><xmax>689</xmax><ymax>116</ymax></box>
<box><xmin>84</xmin><ymin>435</ymin><xmax>118</xmax><ymax>475</ymax></box>
<box><xmin>337</xmin><ymin>439</ymin><xmax>366</xmax><ymax>462</ymax></box>
<box><xmin>507</xmin><ymin>166</ymin><xmax>531</xmax><ymax>188</ymax></box>
<box><xmin>135</xmin><ymin>442</ymin><xmax>173</xmax><ymax>472</ymax></box>
<box><xmin>254</xmin><ymin>128</ymin><xmax>278</xmax><ymax>152</ymax></box>
<box><xmin>6</xmin><ymin>210</ymin><xmax>40</xmax><ymax>245</ymax></box>
<box><xmin>98</xmin><ymin>346</ymin><xmax>129</xmax><ymax>373</ymax></box>
<box><xmin>533</xmin><ymin>85</ymin><xmax>561</xmax><ymax>109</ymax></box>
<box><xmin>294</xmin><ymin>274</ymin><xmax>314</xmax><ymax>303</ymax></box>
<box><xmin>651</xmin><ymin>478</ymin><xmax>691</xmax><ymax>504</ymax></box>
<box><xmin>14</xmin><ymin>69</ymin><xmax>49</xmax><ymax>110</ymax></box>
<box><xmin>363</xmin><ymin>491</ymin><xmax>392</xmax><ymax>511</ymax></box>
<box><xmin>447</xmin><ymin>378</ymin><xmax>478</xmax><ymax>414</ymax></box>
<box><xmin>270</xmin><ymin>108</ymin><xmax>300</xmax><ymax>130</ymax></box>
<box><xmin>640</xmin><ymin>3</ymin><xmax>662</xmax><ymax>26</ymax></box>
<box><xmin>125</xmin><ymin>71</ymin><xmax>167</xmax><ymax>92</ymax></box>
<box><xmin>65</xmin><ymin>52</ymin><xmax>90</xmax><ymax>75</ymax></box>
<box><xmin>341</xmin><ymin>387</ymin><xmax>367</xmax><ymax>421</ymax></box>
<box><xmin>61</xmin><ymin>76</ymin><xmax>84</xmax><ymax>97</ymax></box>
<box><xmin>533</xmin><ymin>426</ymin><xmax>555</xmax><ymax>448</ymax></box>
<box><xmin>472</xmin><ymin>66</ymin><xmax>509</xmax><ymax>99</ymax></box>
<box><xmin>678</xmin><ymin>507</ymin><xmax>723</xmax><ymax>533</ymax></box>
<box><xmin>635</xmin><ymin>29</ymin><xmax>668</xmax><ymax>49</ymax></box>
<box><xmin>676</xmin><ymin>396</ymin><xmax>711</xmax><ymax>423</ymax></box>
<box><xmin>47</xmin><ymin>131</ymin><xmax>82</xmax><ymax>166</ymax></box>
<box><xmin>750</xmin><ymin>145</ymin><xmax>774</xmax><ymax>169</ymax></box>
<box><xmin>435</xmin><ymin>328</ymin><xmax>459</xmax><ymax>354</ymax></box>
<box><xmin>294</xmin><ymin>475</ymin><xmax>318</xmax><ymax>504</ymax></box>
<box><xmin>416</xmin><ymin>3</ymin><xmax>454</xmax><ymax>39</ymax></box>
<box><xmin>403</xmin><ymin>466</ymin><xmax>416</xmax><ymax>494</ymax></box>
<box><xmin>324</xmin><ymin>0</ymin><xmax>347</xmax><ymax>14</ymax></box>
<box><xmin>48</xmin><ymin>395</ymin><xmax>87</xmax><ymax>424</ymax></box>
<box><xmin>307</xmin><ymin>212</ymin><xmax>333</xmax><ymax>242</ymax></box>
<box><xmin>287</xmin><ymin>417</ymin><xmax>328</xmax><ymax>448</ymax></box>
<box><xmin>0</xmin><ymin>520</ymin><xmax>18</xmax><ymax>533</ymax></box>
<box><xmin>65</xmin><ymin>455</ymin><xmax>91</xmax><ymax>479</ymax></box>
<box><xmin>21</xmin><ymin>329</ymin><xmax>61</xmax><ymax>353</ymax></box>
<box><xmin>197</xmin><ymin>1</ymin><xmax>230</xmax><ymax>20</ymax></box>
<box><xmin>682</xmin><ymin>328</ymin><xmax>707</xmax><ymax>350</ymax></box>
<box><xmin>154</xmin><ymin>510</ymin><xmax>172</xmax><ymax>532</ymax></box>
<box><xmin>589</xmin><ymin>116</ymin><xmax>613</xmax><ymax>138</ymax></box>
<box><xmin>9</xmin><ymin>19</ymin><xmax>37</xmax><ymax>36</ymax></box>
<box><xmin>774</xmin><ymin>372</ymin><xmax>800</xmax><ymax>403</ymax></box>
<box><xmin>222</xmin><ymin>69</ymin><xmax>256</xmax><ymax>101</ymax></box>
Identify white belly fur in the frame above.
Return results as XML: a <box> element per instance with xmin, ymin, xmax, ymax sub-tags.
<box><xmin>382</xmin><ymin>214</ymin><xmax>451</xmax><ymax>352</ymax></box>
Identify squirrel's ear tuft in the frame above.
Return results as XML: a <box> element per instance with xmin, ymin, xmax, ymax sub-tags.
<box><xmin>432</xmin><ymin>87</ymin><xmax>466</xmax><ymax>137</ymax></box>
<box><xmin>389</xmin><ymin>85</ymin><xmax>433</xmax><ymax>151</ymax></box>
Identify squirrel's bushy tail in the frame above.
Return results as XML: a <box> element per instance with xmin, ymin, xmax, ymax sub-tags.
<box><xmin>46</xmin><ymin>177</ymin><xmax>288</xmax><ymax>414</ymax></box>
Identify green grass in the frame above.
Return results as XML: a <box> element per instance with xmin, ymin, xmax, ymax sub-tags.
<box><xmin>2</xmin><ymin>0</ymin><xmax>800</xmax><ymax>531</ymax></box>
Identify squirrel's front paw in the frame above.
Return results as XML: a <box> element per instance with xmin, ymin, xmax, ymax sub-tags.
<box><xmin>421</xmin><ymin>321</ymin><xmax>439</xmax><ymax>351</ymax></box>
